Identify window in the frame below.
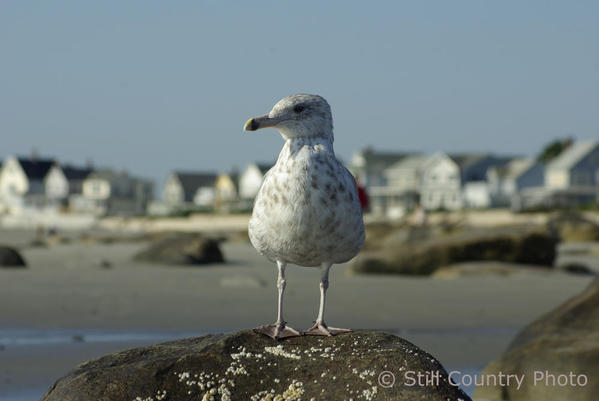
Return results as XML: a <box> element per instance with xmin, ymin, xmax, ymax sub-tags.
<box><xmin>571</xmin><ymin>171</ymin><xmax>591</xmax><ymax>186</ymax></box>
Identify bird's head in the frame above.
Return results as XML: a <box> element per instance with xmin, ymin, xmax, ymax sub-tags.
<box><xmin>244</xmin><ymin>94</ymin><xmax>334</xmax><ymax>142</ymax></box>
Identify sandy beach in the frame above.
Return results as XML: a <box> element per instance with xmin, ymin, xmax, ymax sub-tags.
<box><xmin>0</xmin><ymin>225</ymin><xmax>595</xmax><ymax>400</ymax></box>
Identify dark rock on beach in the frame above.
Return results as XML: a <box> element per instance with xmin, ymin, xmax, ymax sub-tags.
<box><xmin>42</xmin><ymin>330</ymin><xmax>471</xmax><ymax>401</ymax></box>
<box><xmin>133</xmin><ymin>233</ymin><xmax>224</xmax><ymax>265</ymax></box>
<box><xmin>475</xmin><ymin>277</ymin><xmax>599</xmax><ymax>401</ymax></box>
<box><xmin>351</xmin><ymin>225</ymin><xmax>557</xmax><ymax>275</ymax></box>
<box><xmin>0</xmin><ymin>245</ymin><xmax>27</xmax><ymax>267</ymax></box>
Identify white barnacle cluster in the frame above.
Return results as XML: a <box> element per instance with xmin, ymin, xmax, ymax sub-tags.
<box><xmin>132</xmin><ymin>389</ymin><xmax>166</xmax><ymax>401</ymax></box>
<box><xmin>250</xmin><ymin>380</ymin><xmax>305</xmax><ymax>401</ymax></box>
<box><xmin>226</xmin><ymin>345</ymin><xmax>267</xmax><ymax>377</ymax></box>
<box><xmin>201</xmin><ymin>388</ymin><xmax>217</xmax><ymax>401</ymax></box>
<box><xmin>232</xmin><ymin>346</ymin><xmax>265</xmax><ymax>361</ymax></box>
<box><xmin>319</xmin><ymin>345</ymin><xmax>341</xmax><ymax>360</ymax></box>
<box><xmin>361</xmin><ymin>386</ymin><xmax>378</xmax><ymax>401</ymax></box>
<box><xmin>172</xmin><ymin>370</ymin><xmax>235</xmax><ymax>401</ymax></box>
<box><xmin>225</xmin><ymin>361</ymin><xmax>248</xmax><ymax>376</ymax></box>
<box><xmin>264</xmin><ymin>345</ymin><xmax>301</xmax><ymax>360</ymax></box>
<box><xmin>337</xmin><ymin>366</ymin><xmax>380</xmax><ymax>399</ymax></box>
<box><xmin>358</xmin><ymin>369</ymin><xmax>376</xmax><ymax>381</ymax></box>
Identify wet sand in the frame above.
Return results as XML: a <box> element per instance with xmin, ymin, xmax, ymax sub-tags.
<box><xmin>0</xmin><ymin>228</ymin><xmax>594</xmax><ymax>400</ymax></box>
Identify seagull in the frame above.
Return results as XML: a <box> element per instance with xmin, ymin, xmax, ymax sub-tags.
<box><xmin>244</xmin><ymin>94</ymin><xmax>365</xmax><ymax>339</ymax></box>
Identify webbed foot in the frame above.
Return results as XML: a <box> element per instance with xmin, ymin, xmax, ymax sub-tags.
<box><xmin>254</xmin><ymin>323</ymin><xmax>302</xmax><ymax>340</ymax></box>
<box><xmin>303</xmin><ymin>321</ymin><xmax>352</xmax><ymax>336</ymax></box>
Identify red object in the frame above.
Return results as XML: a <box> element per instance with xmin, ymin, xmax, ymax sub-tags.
<box><xmin>357</xmin><ymin>184</ymin><xmax>370</xmax><ymax>211</ymax></box>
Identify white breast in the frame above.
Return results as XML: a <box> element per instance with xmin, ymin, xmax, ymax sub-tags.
<box><xmin>248</xmin><ymin>138</ymin><xmax>365</xmax><ymax>267</ymax></box>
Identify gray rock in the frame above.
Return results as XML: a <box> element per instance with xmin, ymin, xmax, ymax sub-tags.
<box><xmin>42</xmin><ymin>330</ymin><xmax>471</xmax><ymax>401</ymax></box>
<box><xmin>133</xmin><ymin>233</ymin><xmax>224</xmax><ymax>265</ymax></box>
<box><xmin>351</xmin><ymin>225</ymin><xmax>557</xmax><ymax>276</ymax></box>
<box><xmin>0</xmin><ymin>245</ymin><xmax>26</xmax><ymax>267</ymax></box>
<box><xmin>475</xmin><ymin>277</ymin><xmax>599</xmax><ymax>401</ymax></box>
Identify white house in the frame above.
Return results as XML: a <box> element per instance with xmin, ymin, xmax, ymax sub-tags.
<box><xmin>239</xmin><ymin>163</ymin><xmax>273</xmax><ymax>200</ymax></box>
<box><xmin>162</xmin><ymin>171</ymin><xmax>218</xmax><ymax>209</ymax></box>
<box><xmin>0</xmin><ymin>156</ymin><xmax>55</xmax><ymax>210</ymax></box>
<box><xmin>530</xmin><ymin>140</ymin><xmax>599</xmax><ymax>208</ymax></box>
<box><xmin>420</xmin><ymin>152</ymin><xmax>462</xmax><ymax>211</ymax></box>
<box><xmin>62</xmin><ymin>165</ymin><xmax>93</xmax><ymax>196</ymax></box>
<box><xmin>545</xmin><ymin>141</ymin><xmax>599</xmax><ymax>190</ymax></box>
<box><xmin>350</xmin><ymin>147</ymin><xmax>410</xmax><ymax>187</ymax></box>
<box><xmin>80</xmin><ymin>170</ymin><xmax>153</xmax><ymax>215</ymax></box>
<box><xmin>369</xmin><ymin>155</ymin><xmax>426</xmax><ymax>216</ymax></box>
<box><xmin>372</xmin><ymin>152</ymin><xmax>462</xmax><ymax>216</ymax></box>
<box><xmin>487</xmin><ymin>158</ymin><xmax>545</xmax><ymax>209</ymax></box>
<box><xmin>450</xmin><ymin>154</ymin><xmax>513</xmax><ymax>209</ymax></box>
<box><xmin>44</xmin><ymin>164</ymin><xmax>69</xmax><ymax>201</ymax></box>
<box><xmin>214</xmin><ymin>172</ymin><xmax>239</xmax><ymax>212</ymax></box>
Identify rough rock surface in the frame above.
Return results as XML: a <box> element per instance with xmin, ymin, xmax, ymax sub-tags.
<box><xmin>351</xmin><ymin>226</ymin><xmax>557</xmax><ymax>275</ymax></box>
<box><xmin>0</xmin><ymin>245</ymin><xmax>26</xmax><ymax>267</ymax></box>
<box><xmin>133</xmin><ymin>233</ymin><xmax>224</xmax><ymax>265</ymax></box>
<box><xmin>42</xmin><ymin>330</ymin><xmax>471</xmax><ymax>401</ymax></box>
<box><xmin>475</xmin><ymin>277</ymin><xmax>599</xmax><ymax>401</ymax></box>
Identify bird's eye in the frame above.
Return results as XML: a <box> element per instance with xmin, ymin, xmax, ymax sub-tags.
<box><xmin>293</xmin><ymin>105</ymin><xmax>305</xmax><ymax>113</ymax></box>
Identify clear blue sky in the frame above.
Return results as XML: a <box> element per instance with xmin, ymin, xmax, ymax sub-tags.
<box><xmin>1</xmin><ymin>1</ymin><xmax>597</xmax><ymax>187</ymax></box>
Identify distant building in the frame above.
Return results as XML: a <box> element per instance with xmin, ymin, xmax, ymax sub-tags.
<box><xmin>419</xmin><ymin>152</ymin><xmax>462</xmax><ymax>211</ymax></box>
<box><xmin>373</xmin><ymin>155</ymin><xmax>427</xmax><ymax>216</ymax></box>
<box><xmin>239</xmin><ymin>162</ymin><xmax>273</xmax><ymax>204</ymax></box>
<box><xmin>44</xmin><ymin>164</ymin><xmax>69</xmax><ymax>202</ymax></box>
<box><xmin>350</xmin><ymin>147</ymin><xmax>410</xmax><ymax>187</ymax></box>
<box><xmin>451</xmin><ymin>154</ymin><xmax>513</xmax><ymax>209</ymax></box>
<box><xmin>371</xmin><ymin>152</ymin><xmax>462</xmax><ymax>216</ymax></box>
<box><xmin>79</xmin><ymin>170</ymin><xmax>153</xmax><ymax>215</ymax></box>
<box><xmin>163</xmin><ymin>171</ymin><xmax>218</xmax><ymax>209</ymax></box>
<box><xmin>62</xmin><ymin>165</ymin><xmax>94</xmax><ymax>195</ymax></box>
<box><xmin>487</xmin><ymin>158</ymin><xmax>545</xmax><ymax>209</ymax></box>
<box><xmin>532</xmin><ymin>140</ymin><xmax>599</xmax><ymax>208</ymax></box>
<box><xmin>214</xmin><ymin>172</ymin><xmax>239</xmax><ymax>212</ymax></box>
<box><xmin>545</xmin><ymin>141</ymin><xmax>599</xmax><ymax>190</ymax></box>
<box><xmin>0</xmin><ymin>156</ymin><xmax>55</xmax><ymax>210</ymax></box>
<box><xmin>42</xmin><ymin>163</ymin><xmax>94</xmax><ymax>207</ymax></box>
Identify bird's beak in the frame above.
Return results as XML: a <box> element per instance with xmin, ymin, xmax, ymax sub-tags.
<box><xmin>244</xmin><ymin>114</ymin><xmax>282</xmax><ymax>131</ymax></box>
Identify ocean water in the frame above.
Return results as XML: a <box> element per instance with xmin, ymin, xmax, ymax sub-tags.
<box><xmin>0</xmin><ymin>328</ymin><xmax>200</xmax><ymax>401</ymax></box>
<box><xmin>0</xmin><ymin>328</ymin><xmax>199</xmax><ymax>346</ymax></box>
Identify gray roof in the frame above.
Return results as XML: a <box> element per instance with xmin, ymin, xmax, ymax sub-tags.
<box><xmin>547</xmin><ymin>141</ymin><xmax>599</xmax><ymax>171</ymax></box>
<box><xmin>62</xmin><ymin>165</ymin><xmax>93</xmax><ymax>181</ymax></box>
<box><xmin>174</xmin><ymin>171</ymin><xmax>218</xmax><ymax>202</ymax></box>
<box><xmin>450</xmin><ymin>153</ymin><xmax>515</xmax><ymax>182</ymax></box>
<box><xmin>354</xmin><ymin>148</ymin><xmax>413</xmax><ymax>172</ymax></box>
<box><xmin>18</xmin><ymin>157</ymin><xmax>55</xmax><ymax>180</ymax></box>
<box><xmin>386</xmin><ymin>155</ymin><xmax>430</xmax><ymax>171</ymax></box>
<box><xmin>449</xmin><ymin>153</ymin><xmax>489</xmax><ymax>169</ymax></box>
<box><xmin>489</xmin><ymin>158</ymin><xmax>535</xmax><ymax>180</ymax></box>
